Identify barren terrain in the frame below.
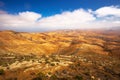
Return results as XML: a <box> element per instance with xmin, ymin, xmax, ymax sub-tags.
<box><xmin>0</xmin><ymin>29</ymin><xmax>120</xmax><ymax>80</ymax></box>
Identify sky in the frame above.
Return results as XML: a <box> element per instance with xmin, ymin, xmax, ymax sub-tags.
<box><xmin>0</xmin><ymin>0</ymin><xmax>120</xmax><ymax>32</ymax></box>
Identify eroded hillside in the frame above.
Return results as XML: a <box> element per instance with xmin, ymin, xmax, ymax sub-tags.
<box><xmin>0</xmin><ymin>30</ymin><xmax>120</xmax><ymax>80</ymax></box>
<box><xmin>0</xmin><ymin>30</ymin><xmax>120</xmax><ymax>57</ymax></box>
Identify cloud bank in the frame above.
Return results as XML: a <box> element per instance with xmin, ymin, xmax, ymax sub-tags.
<box><xmin>0</xmin><ymin>6</ymin><xmax>120</xmax><ymax>32</ymax></box>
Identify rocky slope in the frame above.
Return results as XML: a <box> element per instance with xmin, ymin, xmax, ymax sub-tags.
<box><xmin>0</xmin><ymin>30</ymin><xmax>120</xmax><ymax>58</ymax></box>
<box><xmin>0</xmin><ymin>30</ymin><xmax>120</xmax><ymax>80</ymax></box>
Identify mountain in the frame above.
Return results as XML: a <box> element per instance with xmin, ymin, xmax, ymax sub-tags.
<box><xmin>0</xmin><ymin>29</ymin><xmax>120</xmax><ymax>58</ymax></box>
<box><xmin>0</xmin><ymin>29</ymin><xmax>120</xmax><ymax>80</ymax></box>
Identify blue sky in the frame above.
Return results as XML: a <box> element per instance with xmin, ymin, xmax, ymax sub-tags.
<box><xmin>0</xmin><ymin>0</ymin><xmax>120</xmax><ymax>32</ymax></box>
<box><xmin>0</xmin><ymin>0</ymin><xmax>120</xmax><ymax>16</ymax></box>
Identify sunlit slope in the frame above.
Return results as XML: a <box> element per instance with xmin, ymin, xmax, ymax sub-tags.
<box><xmin>0</xmin><ymin>30</ymin><xmax>120</xmax><ymax>58</ymax></box>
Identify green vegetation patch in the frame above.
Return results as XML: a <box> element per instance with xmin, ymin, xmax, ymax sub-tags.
<box><xmin>0</xmin><ymin>69</ymin><xmax>4</xmax><ymax>75</ymax></box>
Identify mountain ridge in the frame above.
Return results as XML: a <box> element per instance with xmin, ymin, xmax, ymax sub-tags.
<box><xmin>0</xmin><ymin>29</ymin><xmax>119</xmax><ymax>58</ymax></box>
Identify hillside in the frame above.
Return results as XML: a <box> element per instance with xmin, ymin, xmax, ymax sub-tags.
<box><xmin>0</xmin><ymin>30</ymin><xmax>120</xmax><ymax>57</ymax></box>
<box><xmin>0</xmin><ymin>30</ymin><xmax>120</xmax><ymax>80</ymax></box>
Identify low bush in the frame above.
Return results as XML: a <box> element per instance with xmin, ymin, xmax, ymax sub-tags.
<box><xmin>0</xmin><ymin>69</ymin><xmax>4</xmax><ymax>75</ymax></box>
<box><xmin>75</xmin><ymin>75</ymin><xmax>83</xmax><ymax>80</ymax></box>
<box><xmin>32</xmin><ymin>72</ymin><xmax>46</xmax><ymax>80</ymax></box>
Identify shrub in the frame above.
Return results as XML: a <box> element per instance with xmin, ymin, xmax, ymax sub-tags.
<box><xmin>7</xmin><ymin>77</ymin><xmax>17</xmax><ymax>80</ymax></box>
<box><xmin>0</xmin><ymin>69</ymin><xmax>4</xmax><ymax>75</ymax></box>
<box><xmin>32</xmin><ymin>77</ymin><xmax>42</xmax><ymax>80</ymax></box>
<box><xmin>50</xmin><ymin>63</ymin><xmax>55</xmax><ymax>66</ymax></box>
<box><xmin>50</xmin><ymin>74</ymin><xmax>58</xmax><ymax>80</ymax></box>
<box><xmin>48</xmin><ymin>72</ymin><xmax>51</xmax><ymax>75</ymax></box>
<box><xmin>75</xmin><ymin>75</ymin><xmax>83</xmax><ymax>80</ymax></box>
<box><xmin>33</xmin><ymin>72</ymin><xmax>46</xmax><ymax>80</ymax></box>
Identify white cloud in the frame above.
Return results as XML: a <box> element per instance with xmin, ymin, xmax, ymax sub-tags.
<box><xmin>95</xmin><ymin>6</ymin><xmax>120</xmax><ymax>17</ymax></box>
<box><xmin>0</xmin><ymin>6</ymin><xmax>120</xmax><ymax>32</ymax></box>
<box><xmin>0</xmin><ymin>11</ymin><xmax>41</xmax><ymax>28</ymax></box>
<box><xmin>38</xmin><ymin>9</ymin><xmax>95</xmax><ymax>29</ymax></box>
